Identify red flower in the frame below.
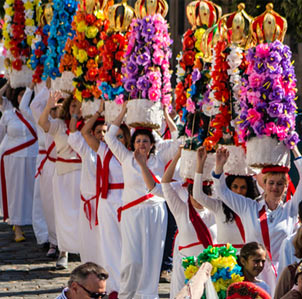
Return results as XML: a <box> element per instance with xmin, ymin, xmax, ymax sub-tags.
<box><xmin>183</xmin><ymin>35</ymin><xmax>195</xmax><ymax>51</ymax></box>
<box><xmin>87</xmin><ymin>46</ymin><xmax>98</xmax><ymax>57</ymax></box>
<box><xmin>105</xmin><ymin>38</ymin><xmax>118</xmax><ymax>52</ymax></box>
<box><xmin>85</xmin><ymin>14</ymin><xmax>96</xmax><ymax>25</ymax></box>
<box><xmin>182</xmin><ymin>50</ymin><xmax>195</xmax><ymax>67</ymax></box>
<box><xmin>115</xmin><ymin>50</ymin><xmax>125</xmax><ymax>62</ymax></box>
<box><xmin>86</xmin><ymin>68</ymin><xmax>99</xmax><ymax>81</ymax></box>
<box><xmin>10</xmin><ymin>46</ymin><xmax>21</xmax><ymax>58</ymax></box>
<box><xmin>76</xmin><ymin>38</ymin><xmax>90</xmax><ymax>50</ymax></box>
<box><xmin>12</xmin><ymin>59</ymin><xmax>23</xmax><ymax>71</ymax></box>
<box><xmin>82</xmin><ymin>89</ymin><xmax>92</xmax><ymax>99</ymax></box>
<box><xmin>34</xmin><ymin>49</ymin><xmax>44</xmax><ymax>58</ymax></box>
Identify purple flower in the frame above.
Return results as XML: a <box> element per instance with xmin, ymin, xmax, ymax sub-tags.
<box><xmin>267</xmin><ymin>101</ymin><xmax>284</xmax><ymax>117</ymax></box>
<box><xmin>268</xmin><ymin>51</ymin><xmax>282</xmax><ymax>65</ymax></box>
<box><xmin>268</xmin><ymin>87</ymin><xmax>284</xmax><ymax>102</ymax></box>
<box><xmin>124</xmin><ymin>79</ymin><xmax>137</xmax><ymax>93</ymax></box>
<box><xmin>137</xmin><ymin>52</ymin><xmax>151</xmax><ymax>66</ymax></box>
<box><xmin>192</xmin><ymin>68</ymin><xmax>201</xmax><ymax>82</ymax></box>
<box><xmin>141</xmin><ymin>23</ymin><xmax>155</xmax><ymax>41</ymax></box>
<box><xmin>126</xmin><ymin>62</ymin><xmax>138</xmax><ymax>76</ymax></box>
<box><xmin>277</xmin><ymin>115</ymin><xmax>294</xmax><ymax>128</ymax></box>
<box><xmin>252</xmin><ymin>120</ymin><xmax>265</xmax><ymax>136</ymax></box>
<box><xmin>284</xmin><ymin>131</ymin><xmax>300</xmax><ymax>149</ymax></box>
<box><xmin>137</xmin><ymin>75</ymin><xmax>151</xmax><ymax>91</ymax></box>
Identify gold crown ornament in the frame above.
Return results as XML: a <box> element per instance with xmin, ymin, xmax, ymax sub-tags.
<box><xmin>186</xmin><ymin>0</ymin><xmax>222</xmax><ymax>29</ymax></box>
<box><xmin>134</xmin><ymin>0</ymin><xmax>168</xmax><ymax>19</ymax></box>
<box><xmin>251</xmin><ymin>3</ymin><xmax>287</xmax><ymax>44</ymax></box>
<box><xmin>108</xmin><ymin>0</ymin><xmax>135</xmax><ymax>32</ymax></box>
<box><xmin>217</xmin><ymin>3</ymin><xmax>253</xmax><ymax>48</ymax></box>
<box><xmin>80</xmin><ymin>0</ymin><xmax>113</xmax><ymax>15</ymax></box>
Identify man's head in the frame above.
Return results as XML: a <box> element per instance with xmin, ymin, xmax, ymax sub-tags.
<box><xmin>67</xmin><ymin>262</ymin><xmax>108</xmax><ymax>299</ymax></box>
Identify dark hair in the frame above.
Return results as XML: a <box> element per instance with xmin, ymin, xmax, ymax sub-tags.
<box><xmin>92</xmin><ymin>119</ymin><xmax>105</xmax><ymax>132</ymax></box>
<box><xmin>57</xmin><ymin>95</ymin><xmax>74</xmax><ymax>120</ymax></box>
<box><xmin>187</xmin><ymin>183</ymin><xmax>193</xmax><ymax>196</ymax></box>
<box><xmin>238</xmin><ymin>242</ymin><xmax>266</xmax><ymax>267</ymax></box>
<box><xmin>293</xmin><ymin>226</ymin><xmax>302</xmax><ymax>259</ymax></box>
<box><xmin>130</xmin><ymin>129</ymin><xmax>155</xmax><ymax>154</ymax></box>
<box><xmin>223</xmin><ymin>175</ymin><xmax>260</xmax><ymax>223</ymax></box>
<box><xmin>5</xmin><ymin>85</ymin><xmax>26</xmax><ymax>109</ymax></box>
<box><xmin>68</xmin><ymin>262</ymin><xmax>108</xmax><ymax>288</ymax></box>
<box><xmin>299</xmin><ymin>201</ymin><xmax>302</xmax><ymax>220</ymax></box>
<box><xmin>120</xmin><ymin>123</ymin><xmax>131</xmax><ymax>149</ymax></box>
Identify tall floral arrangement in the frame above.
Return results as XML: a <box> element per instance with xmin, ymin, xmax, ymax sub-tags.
<box><xmin>69</xmin><ymin>6</ymin><xmax>108</xmax><ymax>102</ymax></box>
<box><xmin>121</xmin><ymin>14</ymin><xmax>173</xmax><ymax>106</ymax></box>
<box><xmin>183</xmin><ymin>244</ymin><xmax>244</xmax><ymax>299</ymax></box>
<box><xmin>42</xmin><ymin>0</ymin><xmax>78</xmax><ymax>80</ymax></box>
<box><xmin>3</xmin><ymin>0</ymin><xmax>38</xmax><ymax>76</ymax></box>
<box><xmin>237</xmin><ymin>40</ymin><xmax>299</xmax><ymax>149</ymax></box>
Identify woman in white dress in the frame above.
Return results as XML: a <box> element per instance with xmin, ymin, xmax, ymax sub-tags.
<box><xmin>39</xmin><ymin>91</ymin><xmax>82</xmax><ymax>269</ymax></box>
<box><xmin>0</xmin><ymin>82</ymin><xmax>38</xmax><ymax>241</ymax></box>
<box><xmin>81</xmin><ymin>103</ymin><xmax>130</xmax><ymax>299</ymax></box>
<box><xmin>160</xmin><ymin>147</ymin><xmax>217</xmax><ymax>298</ymax></box>
<box><xmin>208</xmin><ymin>146</ymin><xmax>302</xmax><ymax>292</ymax></box>
<box><xmin>104</xmin><ymin>103</ymin><xmax>179</xmax><ymax>299</ymax></box>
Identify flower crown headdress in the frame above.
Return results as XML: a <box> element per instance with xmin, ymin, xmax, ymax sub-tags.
<box><xmin>108</xmin><ymin>0</ymin><xmax>135</xmax><ymax>32</ymax></box>
<box><xmin>251</xmin><ymin>3</ymin><xmax>287</xmax><ymax>44</ymax></box>
<box><xmin>134</xmin><ymin>0</ymin><xmax>168</xmax><ymax>18</ymax></box>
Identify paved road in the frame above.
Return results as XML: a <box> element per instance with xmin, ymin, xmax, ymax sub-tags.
<box><xmin>0</xmin><ymin>219</ymin><xmax>170</xmax><ymax>298</ymax></box>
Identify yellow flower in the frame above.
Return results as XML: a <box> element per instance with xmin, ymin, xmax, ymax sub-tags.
<box><xmin>27</xmin><ymin>35</ymin><xmax>34</xmax><ymax>46</ymax></box>
<box><xmin>97</xmin><ymin>40</ymin><xmax>104</xmax><ymax>49</ymax></box>
<box><xmin>196</xmin><ymin>51</ymin><xmax>204</xmax><ymax>59</ymax></box>
<box><xmin>24</xmin><ymin>1</ymin><xmax>34</xmax><ymax>10</ymax></box>
<box><xmin>25</xmin><ymin>19</ymin><xmax>35</xmax><ymax>26</ymax></box>
<box><xmin>72</xmin><ymin>45</ymin><xmax>79</xmax><ymax>57</ymax></box>
<box><xmin>6</xmin><ymin>0</ymin><xmax>14</xmax><ymax>5</ymax></box>
<box><xmin>77</xmin><ymin>49</ymin><xmax>88</xmax><ymax>63</ymax></box>
<box><xmin>184</xmin><ymin>265</ymin><xmax>199</xmax><ymax>280</ymax></box>
<box><xmin>75</xmin><ymin>66</ymin><xmax>83</xmax><ymax>77</ymax></box>
<box><xmin>4</xmin><ymin>40</ymin><xmax>11</xmax><ymax>49</ymax></box>
<box><xmin>194</xmin><ymin>28</ymin><xmax>206</xmax><ymax>40</ymax></box>
<box><xmin>5</xmin><ymin>7</ymin><xmax>14</xmax><ymax>16</ymax></box>
<box><xmin>74</xmin><ymin>89</ymin><xmax>82</xmax><ymax>102</ymax></box>
<box><xmin>95</xmin><ymin>10</ymin><xmax>105</xmax><ymax>20</ymax></box>
<box><xmin>77</xmin><ymin>21</ymin><xmax>87</xmax><ymax>33</ymax></box>
<box><xmin>85</xmin><ymin>26</ymin><xmax>98</xmax><ymax>39</ymax></box>
<box><xmin>195</xmin><ymin>41</ymin><xmax>202</xmax><ymax>52</ymax></box>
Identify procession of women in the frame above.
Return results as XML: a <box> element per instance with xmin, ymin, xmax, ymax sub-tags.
<box><xmin>0</xmin><ymin>0</ymin><xmax>302</xmax><ymax>298</ymax></box>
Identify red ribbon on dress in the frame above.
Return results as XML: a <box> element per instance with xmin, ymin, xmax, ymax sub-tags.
<box><xmin>100</xmin><ymin>150</ymin><xmax>113</xmax><ymax>199</ymax></box>
<box><xmin>35</xmin><ymin>141</ymin><xmax>56</xmax><ymax>178</ymax></box>
<box><xmin>81</xmin><ymin>194</ymin><xmax>97</xmax><ymax>230</ymax></box>
<box><xmin>188</xmin><ymin>198</ymin><xmax>213</xmax><ymax>249</ymax></box>
<box><xmin>1</xmin><ymin>110</ymin><xmax>37</xmax><ymax>221</ymax></box>
<box><xmin>259</xmin><ymin>205</ymin><xmax>278</xmax><ymax>277</ymax></box>
<box><xmin>234</xmin><ymin>213</ymin><xmax>246</xmax><ymax>243</ymax></box>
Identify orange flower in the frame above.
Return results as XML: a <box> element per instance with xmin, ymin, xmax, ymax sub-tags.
<box><xmin>86</xmin><ymin>68</ymin><xmax>99</xmax><ymax>81</ymax></box>
<box><xmin>86</xmin><ymin>59</ymin><xmax>97</xmax><ymax>69</ymax></box>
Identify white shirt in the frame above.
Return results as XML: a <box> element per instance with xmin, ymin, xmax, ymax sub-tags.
<box><xmin>193</xmin><ymin>172</ymin><xmax>245</xmax><ymax>245</ymax></box>
<box><xmin>55</xmin><ymin>288</ymin><xmax>68</xmax><ymax>299</ymax></box>
<box><xmin>212</xmin><ymin>158</ymin><xmax>302</xmax><ymax>267</ymax></box>
<box><xmin>162</xmin><ymin>182</ymin><xmax>217</xmax><ymax>257</ymax></box>
<box><xmin>104</xmin><ymin>124</ymin><xmax>180</xmax><ymax>205</ymax></box>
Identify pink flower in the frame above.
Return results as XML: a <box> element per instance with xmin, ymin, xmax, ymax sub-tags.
<box><xmin>185</xmin><ymin>127</ymin><xmax>193</xmax><ymax>137</ymax></box>
<box><xmin>248</xmin><ymin>73</ymin><xmax>265</xmax><ymax>88</ymax></box>
<box><xmin>247</xmin><ymin>108</ymin><xmax>262</xmax><ymax>125</ymax></box>
<box><xmin>114</xmin><ymin>94</ymin><xmax>124</xmax><ymax>105</ymax></box>
<box><xmin>153</xmin><ymin>49</ymin><xmax>164</xmax><ymax>65</ymax></box>
<box><xmin>162</xmin><ymin>94</ymin><xmax>171</xmax><ymax>106</ymax></box>
<box><xmin>247</xmin><ymin>91</ymin><xmax>261</xmax><ymax>105</ymax></box>
<box><xmin>148</xmin><ymin>88</ymin><xmax>161</xmax><ymax>102</ymax></box>
<box><xmin>246</xmin><ymin>61</ymin><xmax>255</xmax><ymax>75</ymax></box>
<box><xmin>263</xmin><ymin>122</ymin><xmax>277</xmax><ymax>136</ymax></box>
<box><xmin>255</xmin><ymin>43</ymin><xmax>270</xmax><ymax>58</ymax></box>
<box><xmin>276</xmin><ymin>126</ymin><xmax>288</xmax><ymax>140</ymax></box>
<box><xmin>186</xmin><ymin>98</ymin><xmax>195</xmax><ymax>113</ymax></box>
<box><xmin>147</xmin><ymin>71</ymin><xmax>161</xmax><ymax>83</ymax></box>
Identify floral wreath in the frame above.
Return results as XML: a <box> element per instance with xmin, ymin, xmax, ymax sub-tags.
<box><xmin>42</xmin><ymin>0</ymin><xmax>78</xmax><ymax>80</ymax></box>
<box><xmin>183</xmin><ymin>244</ymin><xmax>244</xmax><ymax>299</ymax></box>
<box><xmin>3</xmin><ymin>0</ymin><xmax>38</xmax><ymax>71</ymax></box>
<box><xmin>121</xmin><ymin>14</ymin><xmax>172</xmax><ymax>106</ymax></box>
<box><xmin>237</xmin><ymin>40</ymin><xmax>299</xmax><ymax>149</ymax></box>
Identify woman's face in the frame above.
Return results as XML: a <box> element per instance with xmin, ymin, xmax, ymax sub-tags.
<box><xmin>93</xmin><ymin>124</ymin><xmax>107</xmax><ymax>142</ymax></box>
<box><xmin>134</xmin><ymin>134</ymin><xmax>153</xmax><ymax>155</ymax></box>
<box><xmin>240</xmin><ymin>249</ymin><xmax>266</xmax><ymax>279</ymax></box>
<box><xmin>116</xmin><ymin>128</ymin><xmax>126</xmax><ymax>146</ymax></box>
<box><xmin>230</xmin><ymin>178</ymin><xmax>248</xmax><ymax>196</ymax></box>
<box><xmin>264</xmin><ymin>174</ymin><xmax>287</xmax><ymax>200</ymax></box>
<box><xmin>69</xmin><ymin>100</ymin><xmax>79</xmax><ymax>116</ymax></box>
<box><xmin>17</xmin><ymin>90</ymin><xmax>25</xmax><ymax>104</ymax></box>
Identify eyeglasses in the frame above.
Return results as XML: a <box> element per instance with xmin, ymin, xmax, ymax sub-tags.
<box><xmin>116</xmin><ymin>134</ymin><xmax>124</xmax><ymax>139</ymax></box>
<box><xmin>77</xmin><ymin>282</ymin><xmax>107</xmax><ymax>298</ymax></box>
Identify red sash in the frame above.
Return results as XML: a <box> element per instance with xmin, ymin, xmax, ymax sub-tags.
<box><xmin>259</xmin><ymin>205</ymin><xmax>278</xmax><ymax>277</ymax></box>
<box><xmin>95</xmin><ymin>155</ymin><xmax>102</xmax><ymax>226</ymax></box>
<box><xmin>35</xmin><ymin>141</ymin><xmax>56</xmax><ymax>178</ymax></box>
<box><xmin>1</xmin><ymin>110</ymin><xmax>37</xmax><ymax>221</ymax></box>
<box><xmin>188</xmin><ymin>198</ymin><xmax>213</xmax><ymax>249</ymax></box>
<box><xmin>234</xmin><ymin>213</ymin><xmax>246</xmax><ymax>243</ymax></box>
<box><xmin>81</xmin><ymin>194</ymin><xmax>97</xmax><ymax>229</ymax></box>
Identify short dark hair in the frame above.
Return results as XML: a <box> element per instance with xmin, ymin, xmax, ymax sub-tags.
<box><xmin>120</xmin><ymin>123</ymin><xmax>131</xmax><ymax>149</ymax></box>
<box><xmin>5</xmin><ymin>85</ymin><xmax>26</xmax><ymax>109</ymax></box>
<box><xmin>239</xmin><ymin>242</ymin><xmax>266</xmax><ymax>263</ymax></box>
<box><xmin>68</xmin><ymin>262</ymin><xmax>108</xmax><ymax>288</ymax></box>
<box><xmin>130</xmin><ymin>129</ymin><xmax>155</xmax><ymax>154</ymax></box>
<box><xmin>92</xmin><ymin>119</ymin><xmax>106</xmax><ymax>133</ymax></box>
<box><xmin>57</xmin><ymin>95</ymin><xmax>74</xmax><ymax>120</ymax></box>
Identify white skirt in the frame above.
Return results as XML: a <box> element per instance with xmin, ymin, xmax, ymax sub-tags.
<box><xmin>52</xmin><ymin>168</ymin><xmax>81</xmax><ymax>253</ymax></box>
<box><xmin>99</xmin><ymin>199</ymin><xmax>122</xmax><ymax>294</ymax></box>
<box><xmin>119</xmin><ymin>202</ymin><xmax>167</xmax><ymax>299</ymax></box>
<box><xmin>2</xmin><ymin>155</ymin><xmax>36</xmax><ymax>225</ymax></box>
<box><xmin>39</xmin><ymin>159</ymin><xmax>57</xmax><ymax>245</ymax></box>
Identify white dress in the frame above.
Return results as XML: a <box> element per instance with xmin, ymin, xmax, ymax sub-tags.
<box><xmin>97</xmin><ymin>141</ymin><xmax>123</xmax><ymax>296</ymax></box>
<box><xmin>162</xmin><ymin>182</ymin><xmax>217</xmax><ymax>299</ymax></box>
<box><xmin>30</xmin><ymin>86</ymin><xmax>57</xmax><ymax>245</ymax></box>
<box><xmin>48</xmin><ymin>118</ymin><xmax>81</xmax><ymax>253</ymax></box>
<box><xmin>104</xmin><ymin>124</ymin><xmax>179</xmax><ymax>299</ymax></box>
<box><xmin>20</xmin><ymin>87</ymin><xmax>48</xmax><ymax>244</ymax></box>
<box><xmin>212</xmin><ymin>158</ymin><xmax>302</xmax><ymax>292</ymax></box>
<box><xmin>0</xmin><ymin>97</ymin><xmax>38</xmax><ymax>225</ymax></box>
<box><xmin>67</xmin><ymin>131</ymin><xmax>102</xmax><ymax>264</ymax></box>
<box><xmin>193</xmin><ymin>173</ymin><xmax>246</xmax><ymax>247</ymax></box>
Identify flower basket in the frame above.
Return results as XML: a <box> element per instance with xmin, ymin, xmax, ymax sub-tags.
<box><xmin>9</xmin><ymin>65</ymin><xmax>33</xmax><ymax>89</ymax></box>
<box><xmin>246</xmin><ymin>136</ymin><xmax>290</xmax><ymax>168</ymax></box>
<box><xmin>104</xmin><ymin>101</ymin><xmax>124</xmax><ymax>124</ymax></box>
<box><xmin>179</xmin><ymin>149</ymin><xmax>215</xmax><ymax>180</ymax></box>
<box><xmin>125</xmin><ymin>99</ymin><xmax>163</xmax><ymax>129</ymax></box>
<box><xmin>51</xmin><ymin>71</ymin><xmax>74</xmax><ymax>94</ymax></box>
<box><xmin>223</xmin><ymin>145</ymin><xmax>255</xmax><ymax>176</ymax></box>
<box><xmin>82</xmin><ymin>99</ymin><xmax>101</xmax><ymax>120</ymax></box>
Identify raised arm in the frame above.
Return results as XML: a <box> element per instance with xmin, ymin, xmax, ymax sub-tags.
<box><xmin>193</xmin><ymin>147</ymin><xmax>221</xmax><ymax>212</ymax></box>
<box><xmin>0</xmin><ymin>80</ymin><xmax>9</xmax><ymax>106</ymax></box>
<box><xmin>30</xmin><ymin>85</ymin><xmax>49</xmax><ymax>124</ymax></box>
<box><xmin>19</xmin><ymin>82</ymin><xmax>35</xmax><ymax>121</ymax></box>
<box><xmin>162</xmin><ymin>146</ymin><xmax>182</xmax><ymax>183</ymax></box>
<box><xmin>112</xmin><ymin>101</ymin><xmax>127</xmax><ymax>127</ymax></box>
<box><xmin>81</xmin><ymin>101</ymin><xmax>104</xmax><ymax>152</ymax></box>
<box><xmin>38</xmin><ymin>91</ymin><xmax>61</xmax><ymax>133</ymax></box>
<box><xmin>164</xmin><ymin>105</ymin><xmax>177</xmax><ymax>134</ymax></box>
<box><xmin>69</xmin><ymin>100</ymin><xmax>81</xmax><ymax>133</ymax></box>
